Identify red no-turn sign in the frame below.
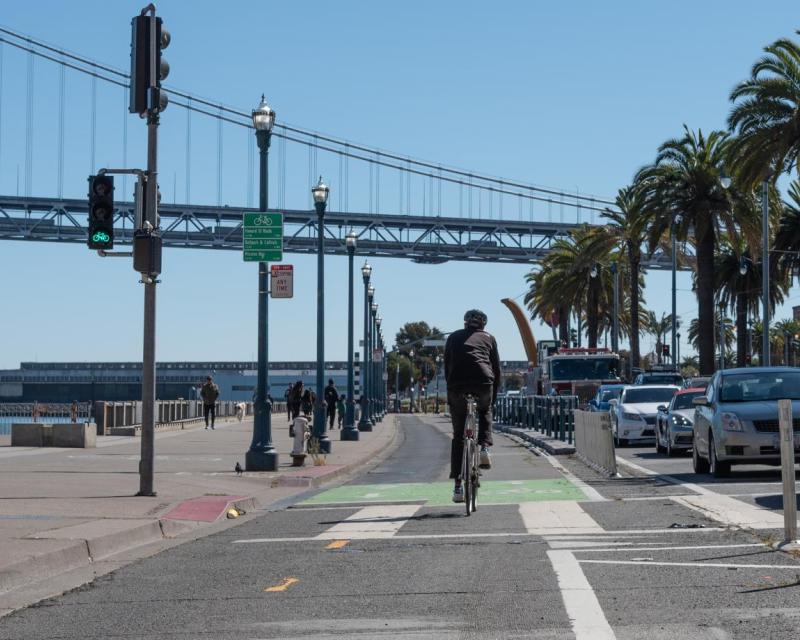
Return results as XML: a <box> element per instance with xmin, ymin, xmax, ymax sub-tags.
<box><xmin>270</xmin><ymin>264</ymin><xmax>293</xmax><ymax>298</ymax></box>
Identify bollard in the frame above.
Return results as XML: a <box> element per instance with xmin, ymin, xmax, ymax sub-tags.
<box><xmin>777</xmin><ymin>399</ymin><xmax>798</xmax><ymax>547</ymax></box>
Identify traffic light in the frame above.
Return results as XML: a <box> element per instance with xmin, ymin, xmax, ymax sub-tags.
<box><xmin>662</xmin><ymin>344</ymin><xmax>670</xmax><ymax>358</ymax></box>
<box><xmin>129</xmin><ymin>15</ymin><xmax>170</xmax><ymax>115</ymax></box>
<box><xmin>87</xmin><ymin>174</ymin><xmax>114</xmax><ymax>250</ymax></box>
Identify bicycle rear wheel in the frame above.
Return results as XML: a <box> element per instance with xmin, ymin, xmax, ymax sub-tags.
<box><xmin>463</xmin><ymin>439</ymin><xmax>473</xmax><ymax>516</ymax></box>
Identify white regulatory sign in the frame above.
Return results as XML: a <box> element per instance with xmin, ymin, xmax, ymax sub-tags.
<box><xmin>270</xmin><ymin>264</ymin><xmax>293</xmax><ymax>298</ymax></box>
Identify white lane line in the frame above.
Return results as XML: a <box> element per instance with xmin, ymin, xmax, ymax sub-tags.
<box><xmin>615</xmin><ymin>456</ymin><xmax>712</xmax><ymax>495</ymax></box>
<box><xmin>517</xmin><ymin>438</ymin><xmax>606</xmax><ymax>502</ymax></box>
<box><xmin>572</xmin><ymin>543</ymin><xmax>765</xmax><ymax>554</ymax></box>
<box><xmin>672</xmin><ymin>494</ymin><xmax>787</xmax><ymax>530</ymax></box>
<box><xmin>548</xmin><ymin>541</ymin><xmax>636</xmax><ymax>549</ymax></box>
<box><xmin>519</xmin><ymin>500</ymin><xmax>605</xmax><ymax>535</ymax></box>
<box><xmin>232</xmin><ymin>526</ymin><xmax>728</xmax><ymax>545</ymax></box>
<box><xmin>313</xmin><ymin>504</ymin><xmax>422</xmax><ymax>540</ymax></box>
<box><xmin>579</xmin><ymin>559</ymin><xmax>800</xmax><ymax>570</ymax></box>
<box><xmin>547</xmin><ymin>550</ymin><xmax>616</xmax><ymax>640</ymax></box>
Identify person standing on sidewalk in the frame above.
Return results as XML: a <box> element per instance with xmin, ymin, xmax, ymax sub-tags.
<box><xmin>337</xmin><ymin>394</ymin><xmax>346</xmax><ymax>428</ymax></box>
<box><xmin>201</xmin><ymin>376</ymin><xmax>220</xmax><ymax>430</ymax></box>
<box><xmin>324</xmin><ymin>378</ymin><xmax>339</xmax><ymax>431</ymax></box>
<box><xmin>284</xmin><ymin>384</ymin><xmax>293</xmax><ymax>422</ymax></box>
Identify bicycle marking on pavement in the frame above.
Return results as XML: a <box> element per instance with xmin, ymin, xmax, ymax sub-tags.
<box><xmin>314</xmin><ymin>505</ymin><xmax>422</xmax><ymax>540</ymax></box>
<box><xmin>547</xmin><ymin>549</ymin><xmax>617</xmax><ymax>640</ymax></box>
<box><xmin>519</xmin><ymin>501</ymin><xmax>605</xmax><ymax>535</ymax></box>
<box><xmin>302</xmin><ymin>479</ymin><xmax>588</xmax><ymax>506</ymax></box>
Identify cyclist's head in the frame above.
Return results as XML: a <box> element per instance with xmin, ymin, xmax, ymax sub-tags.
<box><xmin>464</xmin><ymin>309</ymin><xmax>488</xmax><ymax>330</ymax></box>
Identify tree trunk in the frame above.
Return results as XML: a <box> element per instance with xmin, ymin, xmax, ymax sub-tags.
<box><xmin>736</xmin><ymin>289</ymin><xmax>747</xmax><ymax>367</ymax></box>
<box><xmin>587</xmin><ymin>277</ymin><xmax>599</xmax><ymax>348</ymax></box>
<box><xmin>696</xmin><ymin>227</ymin><xmax>716</xmax><ymax>375</ymax></box>
<box><xmin>558</xmin><ymin>306</ymin><xmax>568</xmax><ymax>346</ymax></box>
<box><xmin>628</xmin><ymin>243</ymin><xmax>641</xmax><ymax>370</ymax></box>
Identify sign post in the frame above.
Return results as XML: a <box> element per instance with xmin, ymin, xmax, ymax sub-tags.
<box><xmin>270</xmin><ymin>264</ymin><xmax>293</xmax><ymax>298</ymax></box>
<box><xmin>243</xmin><ymin>212</ymin><xmax>283</xmax><ymax>262</ymax></box>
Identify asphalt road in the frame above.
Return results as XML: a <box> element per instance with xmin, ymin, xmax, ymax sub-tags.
<box><xmin>2</xmin><ymin>415</ymin><xmax>800</xmax><ymax>639</ymax></box>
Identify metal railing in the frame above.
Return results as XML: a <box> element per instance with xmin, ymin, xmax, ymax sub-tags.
<box><xmin>494</xmin><ymin>395</ymin><xmax>579</xmax><ymax>444</ymax></box>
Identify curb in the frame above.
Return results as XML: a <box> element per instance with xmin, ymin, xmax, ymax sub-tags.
<box><xmin>495</xmin><ymin>424</ymin><xmax>575</xmax><ymax>455</ymax></box>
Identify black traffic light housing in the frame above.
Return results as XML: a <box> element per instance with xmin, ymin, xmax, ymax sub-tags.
<box><xmin>662</xmin><ymin>344</ymin><xmax>670</xmax><ymax>357</ymax></box>
<box><xmin>129</xmin><ymin>15</ymin><xmax>170</xmax><ymax>116</ymax></box>
<box><xmin>88</xmin><ymin>174</ymin><xmax>114</xmax><ymax>250</ymax></box>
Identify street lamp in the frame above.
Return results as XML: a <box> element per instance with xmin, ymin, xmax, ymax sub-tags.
<box><xmin>761</xmin><ymin>169</ymin><xmax>773</xmax><ymax>366</ymax></box>
<box><xmin>718</xmin><ymin>301</ymin><xmax>726</xmax><ymax>372</ymax></box>
<box><xmin>671</xmin><ymin>215</ymin><xmax>682</xmax><ymax>372</ymax></box>
<box><xmin>358</xmin><ymin>263</ymin><xmax>373</xmax><ymax>431</ymax></box>
<box><xmin>435</xmin><ymin>353</ymin><xmax>442</xmax><ymax>413</ymax></box>
<box><xmin>371</xmin><ymin>301</ymin><xmax>379</xmax><ymax>422</ymax></box>
<box><xmin>394</xmin><ymin>345</ymin><xmax>401</xmax><ymax>413</ymax></box>
<box><xmin>676</xmin><ymin>332</ymin><xmax>681</xmax><ymax>368</ymax></box>
<box><xmin>375</xmin><ymin>314</ymin><xmax>383</xmax><ymax>419</ymax></box>
<box><xmin>246</xmin><ymin>94</ymin><xmax>278</xmax><ymax>472</ymax></box>
<box><xmin>409</xmin><ymin>348</ymin><xmax>415</xmax><ymax>413</ymax></box>
<box><xmin>312</xmin><ymin>176</ymin><xmax>331</xmax><ymax>453</ymax></box>
<box><xmin>342</xmin><ymin>231</ymin><xmax>359</xmax><ymax>441</ymax></box>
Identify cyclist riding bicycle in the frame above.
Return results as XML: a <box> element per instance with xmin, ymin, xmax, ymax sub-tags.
<box><xmin>444</xmin><ymin>308</ymin><xmax>501</xmax><ymax>504</ymax></box>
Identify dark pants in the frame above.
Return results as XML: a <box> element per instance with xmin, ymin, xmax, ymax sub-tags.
<box><xmin>327</xmin><ymin>404</ymin><xmax>336</xmax><ymax>428</ymax></box>
<box><xmin>203</xmin><ymin>403</ymin><xmax>216</xmax><ymax>427</ymax></box>
<box><xmin>448</xmin><ymin>386</ymin><xmax>493</xmax><ymax>480</ymax></box>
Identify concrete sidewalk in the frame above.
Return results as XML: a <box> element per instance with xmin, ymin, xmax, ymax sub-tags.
<box><xmin>0</xmin><ymin>414</ymin><xmax>398</xmax><ymax>616</ymax></box>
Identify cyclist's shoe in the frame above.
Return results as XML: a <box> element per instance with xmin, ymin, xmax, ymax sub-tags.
<box><xmin>452</xmin><ymin>485</ymin><xmax>465</xmax><ymax>503</ymax></box>
<box><xmin>479</xmin><ymin>447</ymin><xmax>492</xmax><ymax>469</ymax></box>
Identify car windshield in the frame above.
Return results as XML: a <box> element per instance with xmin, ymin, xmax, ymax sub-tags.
<box><xmin>719</xmin><ymin>372</ymin><xmax>800</xmax><ymax>402</ymax></box>
<box><xmin>673</xmin><ymin>391</ymin><xmax>703</xmax><ymax>409</ymax></box>
<box><xmin>551</xmin><ymin>357</ymin><xmax>620</xmax><ymax>381</ymax></box>
<box><xmin>600</xmin><ymin>389</ymin><xmax>622</xmax><ymax>402</ymax></box>
<box><xmin>642</xmin><ymin>375</ymin><xmax>683</xmax><ymax>385</ymax></box>
<box><xmin>624</xmin><ymin>387</ymin><xmax>676</xmax><ymax>404</ymax></box>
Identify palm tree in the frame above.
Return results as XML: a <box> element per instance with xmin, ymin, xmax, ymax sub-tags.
<box><xmin>645</xmin><ymin>311</ymin><xmax>679</xmax><ymax>364</ymax></box>
<box><xmin>728</xmin><ymin>32</ymin><xmax>800</xmax><ymax>185</ymax></box>
<box><xmin>687</xmin><ymin>311</ymin><xmax>735</xmax><ymax>358</ymax></box>
<box><xmin>593</xmin><ymin>184</ymin><xmax>651</xmax><ymax>369</ymax></box>
<box><xmin>773</xmin><ymin>181</ymin><xmax>800</xmax><ymax>282</ymax></box>
<box><xmin>638</xmin><ymin>126</ymin><xmax>759</xmax><ymax>374</ymax></box>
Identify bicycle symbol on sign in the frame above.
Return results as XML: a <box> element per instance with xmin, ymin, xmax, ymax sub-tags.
<box><xmin>253</xmin><ymin>215</ymin><xmax>273</xmax><ymax>226</ymax></box>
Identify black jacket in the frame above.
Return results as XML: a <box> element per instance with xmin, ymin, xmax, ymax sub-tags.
<box><xmin>444</xmin><ymin>328</ymin><xmax>501</xmax><ymax>395</ymax></box>
<box><xmin>324</xmin><ymin>384</ymin><xmax>339</xmax><ymax>406</ymax></box>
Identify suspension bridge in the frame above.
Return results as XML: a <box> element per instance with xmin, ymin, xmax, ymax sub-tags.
<box><xmin>0</xmin><ymin>26</ymin><xmax>676</xmax><ymax>267</ymax></box>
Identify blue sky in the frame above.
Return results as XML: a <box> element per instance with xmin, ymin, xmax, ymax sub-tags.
<box><xmin>0</xmin><ymin>1</ymin><xmax>798</xmax><ymax>369</ymax></box>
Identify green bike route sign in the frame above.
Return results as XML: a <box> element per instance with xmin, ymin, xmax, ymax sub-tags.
<box><xmin>243</xmin><ymin>211</ymin><xmax>283</xmax><ymax>262</ymax></box>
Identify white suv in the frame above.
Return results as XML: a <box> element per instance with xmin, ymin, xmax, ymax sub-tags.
<box><xmin>610</xmin><ymin>385</ymin><xmax>679</xmax><ymax>446</ymax></box>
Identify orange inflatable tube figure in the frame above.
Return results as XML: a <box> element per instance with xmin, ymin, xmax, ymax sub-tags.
<box><xmin>500</xmin><ymin>298</ymin><xmax>537</xmax><ymax>365</ymax></box>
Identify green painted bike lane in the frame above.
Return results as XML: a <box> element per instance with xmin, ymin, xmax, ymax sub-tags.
<box><xmin>302</xmin><ymin>478</ymin><xmax>587</xmax><ymax>507</ymax></box>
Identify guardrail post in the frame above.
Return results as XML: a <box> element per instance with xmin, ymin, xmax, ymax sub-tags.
<box><xmin>778</xmin><ymin>399</ymin><xmax>798</xmax><ymax>547</ymax></box>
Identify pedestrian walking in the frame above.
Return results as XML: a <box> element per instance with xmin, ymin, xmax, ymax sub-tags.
<box><xmin>284</xmin><ymin>384</ymin><xmax>293</xmax><ymax>422</ymax></box>
<box><xmin>324</xmin><ymin>378</ymin><xmax>339</xmax><ymax>430</ymax></box>
<box><xmin>337</xmin><ymin>394</ymin><xmax>346</xmax><ymax>428</ymax></box>
<box><xmin>301</xmin><ymin>388</ymin><xmax>314</xmax><ymax>418</ymax></box>
<box><xmin>289</xmin><ymin>381</ymin><xmax>304</xmax><ymax>420</ymax></box>
<box><xmin>70</xmin><ymin>400</ymin><xmax>79</xmax><ymax>423</ymax></box>
<box><xmin>201</xmin><ymin>376</ymin><xmax>220</xmax><ymax>430</ymax></box>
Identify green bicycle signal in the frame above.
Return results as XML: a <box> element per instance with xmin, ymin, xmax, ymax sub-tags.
<box><xmin>92</xmin><ymin>231</ymin><xmax>111</xmax><ymax>244</ymax></box>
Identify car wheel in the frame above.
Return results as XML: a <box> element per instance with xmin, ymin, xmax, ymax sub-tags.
<box><xmin>692</xmin><ymin>439</ymin><xmax>709</xmax><ymax>474</ymax></box>
<box><xmin>709</xmin><ymin>433</ymin><xmax>731</xmax><ymax>478</ymax></box>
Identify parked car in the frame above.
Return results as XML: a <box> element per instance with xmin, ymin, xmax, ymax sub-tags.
<box><xmin>684</xmin><ymin>376</ymin><xmax>711</xmax><ymax>391</ymax></box>
<box><xmin>692</xmin><ymin>367</ymin><xmax>800</xmax><ymax>477</ymax></box>
<box><xmin>655</xmin><ymin>387</ymin><xmax>706</xmax><ymax>456</ymax></box>
<box><xmin>588</xmin><ymin>384</ymin><xmax>626</xmax><ymax>412</ymax></box>
<box><xmin>609</xmin><ymin>385</ymin><xmax>679</xmax><ymax>446</ymax></box>
<box><xmin>633</xmin><ymin>371</ymin><xmax>685</xmax><ymax>387</ymax></box>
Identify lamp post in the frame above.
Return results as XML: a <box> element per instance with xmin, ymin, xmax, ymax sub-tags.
<box><xmin>375</xmin><ymin>315</ymin><xmax>383</xmax><ymax>419</ymax></box>
<box><xmin>246</xmin><ymin>95</ymin><xmax>278</xmax><ymax>472</ymax></box>
<box><xmin>312</xmin><ymin>176</ymin><xmax>331</xmax><ymax>453</ymax></box>
<box><xmin>342</xmin><ymin>231</ymin><xmax>359</xmax><ymax>440</ymax></box>
<box><xmin>370</xmin><ymin>301</ymin><xmax>379</xmax><ymax>422</ymax></box>
<box><xmin>610</xmin><ymin>261</ymin><xmax>619</xmax><ymax>353</ymax></box>
<box><xmin>671</xmin><ymin>215</ymin><xmax>682</xmax><ymax>371</ymax></box>
<box><xmin>409</xmin><ymin>348</ymin><xmax>415</xmax><ymax>412</ymax></box>
<box><xmin>358</xmin><ymin>264</ymin><xmax>373</xmax><ymax>431</ymax></box>
<box><xmin>761</xmin><ymin>172</ymin><xmax>772</xmax><ymax>366</ymax></box>
<box><xmin>394</xmin><ymin>345</ymin><xmax>401</xmax><ymax>412</ymax></box>
<box><xmin>676</xmin><ymin>332</ymin><xmax>681</xmax><ymax>369</ymax></box>
<box><xmin>435</xmin><ymin>353</ymin><xmax>442</xmax><ymax>413</ymax></box>
<box><xmin>748</xmin><ymin>320</ymin><xmax>754</xmax><ymax>365</ymax></box>
<box><xmin>718</xmin><ymin>301</ymin><xmax>726</xmax><ymax>372</ymax></box>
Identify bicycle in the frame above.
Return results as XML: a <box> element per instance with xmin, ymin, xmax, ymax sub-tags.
<box><xmin>460</xmin><ymin>394</ymin><xmax>480</xmax><ymax>516</ymax></box>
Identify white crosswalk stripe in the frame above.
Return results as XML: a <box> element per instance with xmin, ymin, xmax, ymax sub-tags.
<box><xmin>313</xmin><ymin>504</ymin><xmax>423</xmax><ymax>540</ymax></box>
<box><xmin>519</xmin><ymin>500</ymin><xmax>605</xmax><ymax>535</ymax></box>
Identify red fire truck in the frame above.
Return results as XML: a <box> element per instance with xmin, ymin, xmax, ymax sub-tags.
<box><xmin>539</xmin><ymin>347</ymin><xmax>622</xmax><ymax>402</ymax></box>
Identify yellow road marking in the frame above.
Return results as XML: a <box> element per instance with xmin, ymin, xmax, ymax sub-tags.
<box><xmin>326</xmin><ymin>539</ymin><xmax>350</xmax><ymax>550</ymax></box>
<box><xmin>264</xmin><ymin>577</ymin><xmax>299</xmax><ymax>592</ymax></box>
